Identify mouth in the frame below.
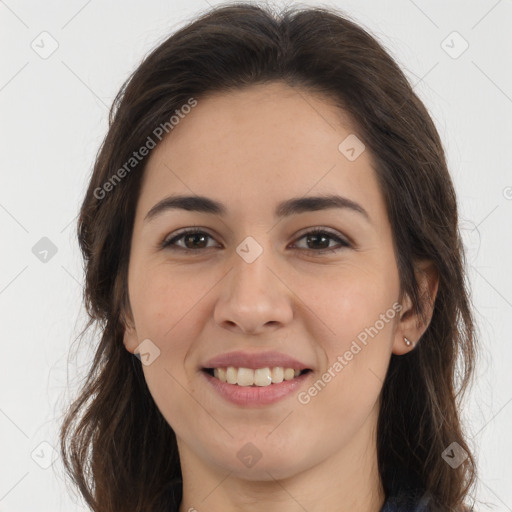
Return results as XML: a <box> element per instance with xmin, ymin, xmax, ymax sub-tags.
<box><xmin>202</xmin><ymin>366</ymin><xmax>313</xmax><ymax>387</ymax></box>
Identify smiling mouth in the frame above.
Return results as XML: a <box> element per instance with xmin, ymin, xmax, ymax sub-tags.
<box><xmin>202</xmin><ymin>367</ymin><xmax>312</xmax><ymax>387</ymax></box>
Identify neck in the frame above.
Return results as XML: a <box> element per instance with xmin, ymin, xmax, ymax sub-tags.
<box><xmin>177</xmin><ymin>405</ymin><xmax>386</xmax><ymax>512</ymax></box>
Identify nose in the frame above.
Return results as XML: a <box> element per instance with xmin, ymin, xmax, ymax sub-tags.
<box><xmin>213</xmin><ymin>241</ymin><xmax>294</xmax><ymax>335</ymax></box>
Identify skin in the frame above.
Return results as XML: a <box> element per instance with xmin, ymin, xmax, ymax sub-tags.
<box><xmin>123</xmin><ymin>82</ymin><xmax>439</xmax><ymax>512</ymax></box>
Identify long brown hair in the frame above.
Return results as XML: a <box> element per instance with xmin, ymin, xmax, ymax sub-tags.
<box><xmin>60</xmin><ymin>3</ymin><xmax>478</xmax><ymax>511</ymax></box>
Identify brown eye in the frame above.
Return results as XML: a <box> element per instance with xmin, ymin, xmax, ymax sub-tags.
<box><xmin>160</xmin><ymin>227</ymin><xmax>350</xmax><ymax>255</ymax></box>
<box><xmin>291</xmin><ymin>228</ymin><xmax>350</xmax><ymax>254</ymax></box>
<box><xmin>161</xmin><ymin>229</ymin><xmax>218</xmax><ymax>251</ymax></box>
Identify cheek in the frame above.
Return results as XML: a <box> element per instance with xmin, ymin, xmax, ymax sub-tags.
<box><xmin>131</xmin><ymin>264</ymin><xmax>212</xmax><ymax>336</ymax></box>
<box><xmin>134</xmin><ymin>269</ymin><xmax>205</xmax><ymax>425</ymax></box>
<box><xmin>129</xmin><ymin>267</ymin><xmax>211</xmax><ymax>405</ymax></box>
<box><xmin>301</xmin><ymin>268</ymin><xmax>398</xmax><ymax>393</ymax></box>
<box><xmin>299</xmin><ymin>265</ymin><xmax>397</xmax><ymax>337</ymax></box>
<box><xmin>298</xmin><ymin>285</ymin><xmax>396</xmax><ymax>428</ymax></box>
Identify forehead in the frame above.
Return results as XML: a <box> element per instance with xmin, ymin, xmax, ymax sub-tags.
<box><xmin>136</xmin><ymin>82</ymin><xmax>387</xmax><ymax>229</ymax></box>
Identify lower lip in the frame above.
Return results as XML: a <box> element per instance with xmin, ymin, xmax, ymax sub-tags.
<box><xmin>201</xmin><ymin>370</ymin><xmax>312</xmax><ymax>406</ymax></box>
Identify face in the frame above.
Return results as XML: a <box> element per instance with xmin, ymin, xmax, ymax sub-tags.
<box><xmin>123</xmin><ymin>82</ymin><xmax>415</xmax><ymax>481</ymax></box>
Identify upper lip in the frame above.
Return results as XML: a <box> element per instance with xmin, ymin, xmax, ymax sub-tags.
<box><xmin>202</xmin><ymin>350</ymin><xmax>312</xmax><ymax>370</ymax></box>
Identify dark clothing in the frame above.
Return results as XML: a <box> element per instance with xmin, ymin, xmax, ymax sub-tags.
<box><xmin>379</xmin><ymin>489</ymin><xmax>432</xmax><ymax>511</ymax></box>
<box><xmin>379</xmin><ymin>466</ymin><xmax>434</xmax><ymax>512</ymax></box>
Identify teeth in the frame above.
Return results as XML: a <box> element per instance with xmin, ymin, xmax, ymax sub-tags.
<box><xmin>238</xmin><ymin>367</ymin><xmax>255</xmax><ymax>387</ymax></box>
<box><xmin>225</xmin><ymin>366</ymin><xmax>237</xmax><ymax>384</ymax></box>
<box><xmin>215</xmin><ymin>367</ymin><xmax>227</xmax><ymax>382</ymax></box>
<box><xmin>284</xmin><ymin>368</ymin><xmax>295</xmax><ymax>380</ymax></box>
<box><xmin>271</xmin><ymin>366</ymin><xmax>284</xmax><ymax>383</ymax></box>
<box><xmin>254</xmin><ymin>368</ymin><xmax>273</xmax><ymax>386</ymax></box>
<box><xmin>212</xmin><ymin>366</ymin><xmax>305</xmax><ymax>386</ymax></box>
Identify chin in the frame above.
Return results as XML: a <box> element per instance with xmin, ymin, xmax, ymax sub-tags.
<box><xmin>205</xmin><ymin>441</ymin><xmax>312</xmax><ymax>481</ymax></box>
<box><xmin>224</xmin><ymin>459</ymin><xmax>306</xmax><ymax>482</ymax></box>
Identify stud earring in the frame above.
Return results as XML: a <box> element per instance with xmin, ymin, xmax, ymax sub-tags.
<box><xmin>404</xmin><ymin>336</ymin><xmax>413</xmax><ymax>347</ymax></box>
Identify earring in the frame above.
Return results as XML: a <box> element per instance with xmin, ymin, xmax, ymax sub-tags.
<box><xmin>404</xmin><ymin>336</ymin><xmax>413</xmax><ymax>347</ymax></box>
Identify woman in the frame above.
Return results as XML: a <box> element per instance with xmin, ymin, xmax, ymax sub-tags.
<box><xmin>60</xmin><ymin>3</ymin><xmax>478</xmax><ymax>511</ymax></box>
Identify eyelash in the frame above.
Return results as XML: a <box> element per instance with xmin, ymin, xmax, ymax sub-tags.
<box><xmin>159</xmin><ymin>227</ymin><xmax>351</xmax><ymax>255</ymax></box>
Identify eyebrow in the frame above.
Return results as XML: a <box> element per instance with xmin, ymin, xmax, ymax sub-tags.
<box><xmin>144</xmin><ymin>194</ymin><xmax>371</xmax><ymax>224</ymax></box>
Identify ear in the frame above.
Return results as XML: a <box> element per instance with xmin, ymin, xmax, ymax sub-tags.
<box><xmin>392</xmin><ymin>259</ymin><xmax>439</xmax><ymax>355</ymax></box>
<box><xmin>121</xmin><ymin>304</ymin><xmax>139</xmax><ymax>355</ymax></box>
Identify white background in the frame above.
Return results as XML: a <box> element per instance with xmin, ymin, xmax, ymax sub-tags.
<box><xmin>1</xmin><ymin>0</ymin><xmax>511</xmax><ymax>510</ymax></box>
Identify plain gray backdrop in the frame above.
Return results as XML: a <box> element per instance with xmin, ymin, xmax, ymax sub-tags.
<box><xmin>1</xmin><ymin>0</ymin><xmax>511</xmax><ymax>510</ymax></box>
